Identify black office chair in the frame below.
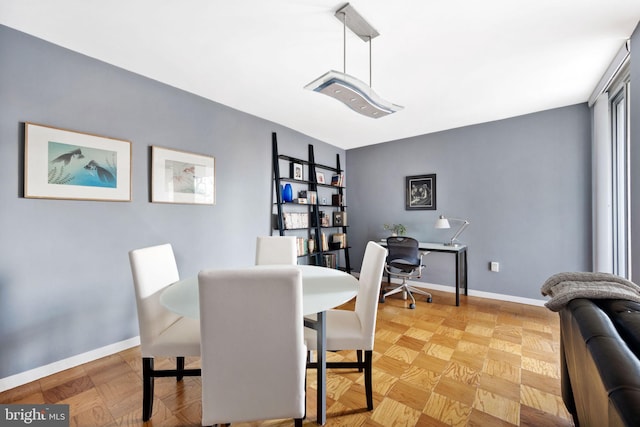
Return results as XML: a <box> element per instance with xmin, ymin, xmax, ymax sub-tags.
<box><xmin>380</xmin><ymin>236</ymin><xmax>432</xmax><ymax>309</ymax></box>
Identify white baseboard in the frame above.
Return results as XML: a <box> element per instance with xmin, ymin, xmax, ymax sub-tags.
<box><xmin>379</xmin><ymin>276</ymin><xmax>547</xmax><ymax>307</ymax></box>
<box><xmin>0</xmin><ymin>336</ymin><xmax>140</xmax><ymax>393</ymax></box>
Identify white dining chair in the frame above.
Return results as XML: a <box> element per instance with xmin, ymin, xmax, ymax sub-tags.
<box><xmin>198</xmin><ymin>268</ymin><xmax>306</xmax><ymax>426</ymax></box>
<box><xmin>304</xmin><ymin>241</ymin><xmax>387</xmax><ymax>410</ymax></box>
<box><xmin>129</xmin><ymin>243</ymin><xmax>201</xmax><ymax>422</ymax></box>
<box><xmin>255</xmin><ymin>235</ymin><xmax>298</xmax><ymax>265</ymax></box>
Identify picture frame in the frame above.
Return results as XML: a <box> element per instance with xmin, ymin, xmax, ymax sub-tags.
<box><xmin>406</xmin><ymin>174</ymin><xmax>436</xmax><ymax>210</ymax></box>
<box><xmin>290</xmin><ymin>162</ymin><xmax>303</xmax><ymax>180</ymax></box>
<box><xmin>151</xmin><ymin>146</ymin><xmax>215</xmax><ymax>205</ymax></box>
<box><xmin>24</xmin><ymin>122</ymin><xmax>132</xmax><ymax>201</ymax></box>
<box><xmin>333</xmin><ymin>211</ymin><xmax>347</xmax><ymax>226</ymax></box>
<box><xmin>316</xmin><ymin>172</ymin><xmax>325</xmax><ymax>184</ymax></box>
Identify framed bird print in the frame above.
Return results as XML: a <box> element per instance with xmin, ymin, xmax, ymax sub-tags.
<box><xmin>24</xmin><ymin>122</ymin><xmax>132</xmax><ymax>201</ymax></box>
<box><xmin>151</xmin><ymin>146</ymin><xmax>215</xmax><ymax>205</ymax></box>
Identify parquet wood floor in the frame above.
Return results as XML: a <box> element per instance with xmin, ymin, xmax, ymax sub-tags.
<box><xmin>0</xmin><ymin>286</ymin><xmax>573</xmax><ymax>426</ymax></box>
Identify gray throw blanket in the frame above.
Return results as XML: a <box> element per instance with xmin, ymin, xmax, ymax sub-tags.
<box><xmin>540</xmin><ymin>271</ymin><xmax>640</xmax><ymax>311</ymax></box>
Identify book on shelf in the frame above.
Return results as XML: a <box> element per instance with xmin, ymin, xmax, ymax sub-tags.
<box><xmin>281</xmin><ymin>212</ymin><xmax>308</xmax><ymax>229</ymax></box>
<box><xmin>296</xmin><ymin>237</ymin><xmax>308</xmax><ymax>256</ymax></box>
<box><xmin>307</xmin><ymin>191</ymin><xmax>317</xmax><ymax>204</ymax></box>
<box><xmin>320</xmin><ymin>232</ymin><xmax>329</xmax><ymax>251</ymax></box>
<box><xmin>322</xmin><ymin>253</ymin><xmax>337</xmax><ymax>269</ymax></box>
<box><xmin>331</xmin><ymin>173</ymin><xmax>344</xmax><ymax>187</ymax></box>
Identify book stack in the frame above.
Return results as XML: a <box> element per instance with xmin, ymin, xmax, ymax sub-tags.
<box><xmin>282</xmin><ymin>212</ymin><xmax>308</xmax><ymax>229</ymax></box>
<box><xmin>296</xmin><ymin>237</ymin><xmax>308</xmax><ymax>256</ymax></box>
<box><xmin>322</xmin><ymin>253</ymin><xmax>337</xmax><ymax>269</ymax></box>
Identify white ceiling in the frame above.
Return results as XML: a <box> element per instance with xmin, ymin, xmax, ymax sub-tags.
<box><xmin>1</xmin><ymin>1</ymin><xmax>639</xmax><ymax>149</ymax></box>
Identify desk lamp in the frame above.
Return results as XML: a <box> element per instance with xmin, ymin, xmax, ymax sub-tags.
<box><xmin>434</xmin><ymin>215</ymin><xmax>470</xmax><ymax>246</ymax></box>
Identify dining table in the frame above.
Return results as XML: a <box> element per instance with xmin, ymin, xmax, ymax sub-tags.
<box><xmin>160</xmin><ymin>264</ymin><xmax>359</xmax><ymax>425</ymax></box>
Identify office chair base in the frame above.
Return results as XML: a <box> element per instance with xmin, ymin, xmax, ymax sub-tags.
<box><xmin>380</xmin><ymin>283</ymin><xmax>432</xmax><ymax>308</ymax></box>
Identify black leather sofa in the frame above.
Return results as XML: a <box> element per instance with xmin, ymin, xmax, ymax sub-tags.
<box><xmin>560</xmin><ymin>298</ymin><xmax>640</xmax><ymax>426</ymax></box>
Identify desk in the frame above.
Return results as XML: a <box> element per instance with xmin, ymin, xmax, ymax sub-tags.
<box><xmin>381</xmin><ymin>240</ymin><xmax>468</xmax><ymax>306</ymax></box>
<box><xmin>160</xmin><ymin>264</ymin><xmax>358</xmax><ymax>425</ymax></box>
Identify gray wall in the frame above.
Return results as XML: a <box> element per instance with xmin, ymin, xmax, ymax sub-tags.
<box><xmin>0</xmin><ymin>25</ymin><xmax>344</xmax><ymax>379</ymax></box>
<box><xmin>630</xmin><ymin>23</ymin><xmax>640</xmax><ymax>282</ymax></box>
<box><xmin>346</xmin><ymin>104</ymin><xmax>592</xmax><ymax>300</ymax></box>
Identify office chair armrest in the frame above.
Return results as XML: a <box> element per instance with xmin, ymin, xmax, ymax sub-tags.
<box><xmin>418</xmin><ymin>250</ymin><xmax>430</xmax><ymax>264</ymax></box>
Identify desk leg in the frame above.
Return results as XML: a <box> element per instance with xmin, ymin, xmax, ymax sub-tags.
<box><xmin>463</xmin><ymin>249</ymin><xmax>468</xmax><ymax>296</ymax></box>
<box><xmin>455</xmin><ymin>253</ymin><xmax>460</xmax><ymax>306</ymax></box>
<box><xmin>316</xmin><ymin>311</ymin><xmax>327</xmax><ymax>425</ymax></box>
<box><xmin>454</xmin><ymin>249</ymin><xmax>468</xmax><ymax>306</ymax></box>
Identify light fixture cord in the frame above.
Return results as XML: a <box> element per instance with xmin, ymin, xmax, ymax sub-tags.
<box><xmin>369</xmin><ymin>36</ymin><xmax>372</xmax><ymax>87</ymax></box>
<box><xmin>343</xmin><ymin>12</ymin><xmax>347</xmax><ymax>74</ymax></box>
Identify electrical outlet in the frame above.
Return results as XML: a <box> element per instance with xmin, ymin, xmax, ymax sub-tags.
<box><xmin>490</xmin><ymin>261</ymin><xmax>500</xmax><ymax>272</ymax></box>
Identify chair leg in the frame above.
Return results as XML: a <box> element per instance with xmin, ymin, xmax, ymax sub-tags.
<box><xmin>295</xmin><ymin>418</ymin><xmax>303</xmax><ymax>427</ymax></box>
<box><xmin>357</xmin><ymin>350</ymin><xmax>363</xmax><ymax>372</ymax></box>
<box><xmin>364</xmin><ymin>350</ymin><xmax>373</xmax><ymax>410</ymax></box>
<box><xmin>407</xmin><ymin>286</ymin><xmax>433</xmax><ymax>303</ymax></box>
<box><xmin>177</xmin><ymin>356</ymin><xmax>185</xmax><ymax>381</ymax></box>
<box><xmin>383</xmin><ymin>284</ymin><xmax>407</xmax><ymax>299</ymax></box>
<box><xmin>142</xmin><ymin>357</ymin><xmax>155</xmax><ymax>422</ymax></box>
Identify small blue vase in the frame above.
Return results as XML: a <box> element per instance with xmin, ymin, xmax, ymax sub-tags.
<box><xmin>282</xmin><ymin>183</ymin><xmax>293</xmax><ymax>202</ymax></box>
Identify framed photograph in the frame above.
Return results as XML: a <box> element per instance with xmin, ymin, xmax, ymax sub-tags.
<box><xmin>290</xmin><ymin>162</ymin><xmax>303</xmax><ymax>180</ymax></box>
<box><xmin>333</xmin><ymin>211</ymin><xmax>347</xmax><ymax>226</ymax></box>
<box><xmin>406</xmin><ymin>174</ymin><xmax>436</xmax><ymax>210</ymax></box>
<box><xmin>151</xmin><ymin>146</ymin><xmax>215</xmax><ymax>205</ymax></box>
<box><xmin>24</xmin><ymin>122</ymin><xmax>131</xmax><ymax>201</ymax></box>
<box><xmin>316</xmin><ymin>172</ymin><xmax>325</xmax><ymax>184</ymax></box>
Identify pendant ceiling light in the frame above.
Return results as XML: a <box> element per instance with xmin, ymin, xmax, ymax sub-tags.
<box><xmin>304</xmin><ymin>3</ymin><xmax>403</xmax><ymax>118</ymax></box>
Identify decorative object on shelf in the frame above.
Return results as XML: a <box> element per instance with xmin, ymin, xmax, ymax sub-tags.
<box><xmin>316</xmin><ymin>172</ymin><xmax>325</xmax><ymax>184</ymax></box>
<box><xmin>24</xmin><ymin>122</ymin><xmax>132</xmax><ymax>201</ymax></box>
<box><xmin>406</xmin><ymin>174</ymin><xmax>436</xmax><ymax>210</ymax></box>
<box><xmin>304</xmin><ymin>3</ymin><xmax>403</xmax><ymax>118</ymax></box>
<box><xmin>435</xmin><ymin>215</ymin><xmax>470</xmax><ymax>246</ymax></box>
<box><xmin>331</xmin><ymin>173</ymin><xmax>344</xmax><ymax>187</ymax></box>
<box><xmin>330</xmin><ymin>233</ymin><xmax>347</xmax><ymax>249</ymax></box>
<box><xmin>151</xmin><ymin>146</ymin><xmax>215</xmax><ymax>205</ymax></box>
<box><xmin>290</xmin><ymin>162</ymin><xmax>303</xmax><ymax>180</ymax></box>
<box><xmin>332</xmin><ymin>194</ymin><xmax>343</xmax><ymax>206</ymax></box>
<box><xmin>282</xmin><ymin>183</ymin><xmax>293</xmax><ymax>202</ymax></box>
<box><xmin>383</xmin><ymin>223</ymin><xmax>407</xmax><ymax>236</ymax></box>
<box><xmin>333</xmin><ymin>211</ymin><xmax>347</xmax><ymax>226</ymax></box>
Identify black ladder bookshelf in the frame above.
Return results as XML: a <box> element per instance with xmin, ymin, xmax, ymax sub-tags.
<box><xmin>272</xmin><ymin>132</ymin><xmax>351</xmax><ymax>273</ymax></box>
